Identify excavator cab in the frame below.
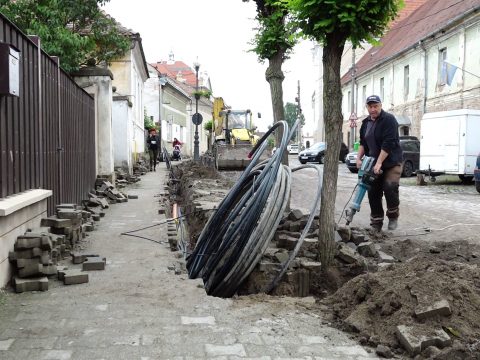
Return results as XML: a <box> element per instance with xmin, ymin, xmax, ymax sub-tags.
<box><xmin>212</xmin><ymin>97</ymin><xmax>264</xmax><ymax>170</ymax></box>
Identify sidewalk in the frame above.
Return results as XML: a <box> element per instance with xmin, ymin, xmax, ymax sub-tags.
<box><xmin>0</xmin><ymin>165</ymin><xmax>379</xmax><ymax>360</ymax></box>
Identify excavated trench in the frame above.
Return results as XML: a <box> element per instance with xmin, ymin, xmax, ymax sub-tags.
<box><xmin>164</xmin><ymin>161</ymin><xmax>480</xmax><ymax>359</ymax></box>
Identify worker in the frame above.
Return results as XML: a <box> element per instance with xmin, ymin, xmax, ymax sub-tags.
<box><xmin>356</xmin><ymin>95</ymin><xmax>403</xmax><ymax>231</ymax></box>
<box><xmin>146</xmin><ymin>128</ymin><xmax>160</xmax><ymax>171</ymax></box>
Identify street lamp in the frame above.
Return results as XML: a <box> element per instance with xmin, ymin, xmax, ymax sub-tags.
<box><xmin>192</xmin><ymin>61</ymin><xmax>202</xmax><ymax>161</ymax></box>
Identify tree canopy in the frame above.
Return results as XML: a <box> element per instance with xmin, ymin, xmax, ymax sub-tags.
<box><xmin>0</xmin><ymin>0</ymin><xmax>130</xmax><ymax>73</ymax></box>
<box><xmin>288</xmin><ymin>0</ymin><xmax>403</xmax><ymax>47</ymax></box>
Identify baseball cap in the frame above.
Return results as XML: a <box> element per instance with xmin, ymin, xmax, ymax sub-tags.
<box><xmin>366</xmin><ymin>95</ymin><xmax>381</xmax><ymax>104</ymax></box>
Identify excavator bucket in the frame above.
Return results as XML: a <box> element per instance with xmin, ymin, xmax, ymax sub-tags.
<box><xmin>215</xmin><ymin>144</ymin><xmax>256</xmax><ymax>170</ymax></box>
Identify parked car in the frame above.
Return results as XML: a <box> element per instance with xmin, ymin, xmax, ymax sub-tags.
<box><xmin>344</xmin><ymin>136</ymin><xmax>420</xmax><ymax>176</ymax></box>
<box><xmin>475</xmin><ymin>152</ymin><xmax>480</xmax><ymax>193</ymax></box>
<box><xmin>298</xmin><ymin>142</ymin><xmax>348</xmax><ymax>164</ymax></box>
<box><xmin>287</xmin><ymin>144</ymin><xmax>299</xmax><ymax>154</ymax></box>
<box><xmin>399</xmin><ymin>136</ymin><xmax>420</xmax><ymax>177</ymax></box>
<box><xmin>345</xmin><ymin>151</ymin><xmax>358</xmax><ymax>173</ymax></box>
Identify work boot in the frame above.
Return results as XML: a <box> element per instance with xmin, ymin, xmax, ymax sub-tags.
<box><xmin>371</xmin><ymin>224</ymin><xmax>382</xmax><ymax>232</ymax></box>
<box><xmin>388</xmin><ymin>218</ymin><xmax>398</xmax><ymax>230</ymax></box>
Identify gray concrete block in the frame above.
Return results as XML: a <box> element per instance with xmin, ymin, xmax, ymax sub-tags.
<box><xmin>82</xmin><ymin>256</ymin><xmax>106</xmax><ymax>271</ymax></box>
<box><xmin>63</xmin><ymin>270</ymin><xmax>89</xmax><ymax>285</ymax></box>
<box><xmin>18</xmin><ymin>263</ymin><xmax>43</xmax><ymax>278</ymax></box>
<box><xmin>415</xmin><ymin>300</ymin><xmax>452</xmax><ymax>320</ymax></box>
<box><xmin>350</xmin><ymin>232</ymin><xmax>366</xmax><ymax>245</ymax></box>
<box><xmin>41</xmin><ymin>264</ymin><xmax>57</xmax><ymax>276</ymax></box>
<box><xmin>56</xmin><ymin>203</ymin><xmax>77</xmax><ymax>210</ymax></box>
<box><xmin>395</xmin><ymin>325</ymin><xmax>452</xmax><ymax>356</ymax></box>
<box><xmin>41</xmin><ymin>217</ymin><xmax>72</xmax><ymax>228</ymax></box>
<box><xmin>288</xmin><ymin>209</ymin><xmax>304</xmax><ymax>221</ymax></box>
<box><xmin>16</xmin><ymin>258</ymin><xmax>40</xmax><ymax>269</ymax></box>
<box><xmin>13</xmin><ymin>276</ymin><xmax>48</xmax><ymax>293</ymax></box>
<box><xmin>357</xmin><ymin>242</ymin><xmax>377</xmax><ymax>257</ymax></box>
<box><xmin>57</xmin><ymin>209</ymin><xmax>83</xmax><ymax>220</ymax></box>
<box><xmin>71</xmin><ymin>252</ymin><xmax>100</xmax><ymax>264</ymax></box>
<box><xmin>14</xmin><ymin>234</ymin><xmax>42</xmax><ymax>250</ymax></box>
<box><xmin>92</xmin><ymin>214</ymin><xmax>101</xmax><ymax>222</ymax></box>
<box><xmin>57</xmin><ymin>266</ymin><xmax>69</xmax><ymax>280</ymax></box>
<box><xmin>336</xmin><ymin>244</ymin><xmax>358</xmax><ymax>264</ymax></box>
<box><xmin>9</xmin><ymin>248</ymin><xmax>41</xmax><ymax>261</ymax></box>
<box><xmin>127</xmin><ymin>194</ymin><xmax>138</xmax><ymax>199</ymax></box>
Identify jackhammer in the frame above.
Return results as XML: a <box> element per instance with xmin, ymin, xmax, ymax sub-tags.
<box><xmin>345</xmin><ymin>156</ymin><xmax>380</xmax><ymax>225</ymax></box>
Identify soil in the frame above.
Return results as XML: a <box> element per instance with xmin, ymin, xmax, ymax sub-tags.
<box><xmin>171</xmin><ymin>160</ymin><xmax>480</xmax><ymax>359</ymax></box>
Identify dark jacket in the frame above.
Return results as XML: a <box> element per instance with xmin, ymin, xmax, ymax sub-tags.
<box><xmin>359</xmin><ymin>109</ymin><xmax>403</xmax><ymax>169</ymax></box>
<box><xmin>147</xmin><ymin>134</ymin><xmax>160</xmax><ymax>150</ymax></box>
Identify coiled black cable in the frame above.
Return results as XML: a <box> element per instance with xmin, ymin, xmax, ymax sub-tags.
<box><xmin>186</xmin><ymin>119</ymin><xmax>323</xmax><ymax>297</ymax></box>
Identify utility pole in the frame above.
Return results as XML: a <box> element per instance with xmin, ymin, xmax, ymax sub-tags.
<box><xmin>350</xmin><ymin>48</ymin><xmax>356</xmax><ymax>150</ymax></box>
<box><xmin>296</xmin><ymin>80</ymin><xmax>302</xmax><ymax>148</ymax></box>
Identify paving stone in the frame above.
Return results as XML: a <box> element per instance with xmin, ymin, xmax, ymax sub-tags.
<box><xmin>92</xmin><ymin>214</ymin><xmax>101</xmax><ymax>222</ymax></box>
<box><xmin>336</xmin><ymin>244</ymin><xmax>358</xmax><ymax>264</ymax></box>
<box><xmin>336</xmin><ymin>226</ymin><xmax>351</xmax><ymax>242</ymax></box>
<box><xmin>57</xmin><ymin>266</ymin><xmax>69</xmax><ymax>280</ymax></box>
<box><xmin>0</xmin><ymin>338</ymin><xmax>15</xmax><ymax>350</ymax></box>
<box><xmin>41</xmin><ymin>217</ymin><xmax>72</xmax><ymax>228</ymax></box>
<box><xmin>181</xmin><ymin>316</ymin><xmax>216</xmax><ymax>325</ymax></box>
<box><xmin>63</xmin><ymin>270</ymin><xmax>89</xmax><ymax>285</ymax></box>
<box><xmin>395</xmin><ymin>325</ymin><xmax>452</xmax><ymax>356</ymax></box>
<box><xmin>41</xmin><ymin>264</ymin><xmax>57</xmax><ymax>276</ymax></box>
<box><xmin>40</xmin><ymin>349</ymin><xmax>72</xmax><ymax>359</ymax></box>
<box><xmin>357</xmin><ymin>242</ymin><xmax>377</xmax><ymax>257</ymax></box>
<box><xmin>18</xmin><ymin>263</ymin><xmax>43</xmax><ymax>278</ymax></box>
<box><xmin>16</xmin><ymin>258</ymin><xmax>41</xmax><ymax>268</ymax></box>
<box><xmin>288</xmin><ymin>209</ymin><xmax>304</xmax><ymax>221</ymax></box>
<box><xmin>205</xmin><ymin>343</ymin><xmax>246</xmax><ymax>357</ymax></box>
<box><xmin>57</xmin><ymin>209</ymin><xmax>83</xmax><ymax>220</ymax></box>
<box><xmin>350</xmin><ymin>232</ymin><xmax>366</xmax><ymax>245</ymax></box>
<box><xmin>127</xmin><ymin>194</ymin><xmax>138</xmax><ymax>199</ymax></box>
<box><xmin>377</xmin><ymin>251</ymin><xmax>395</xmax><ymax>263</ymax></box>
<box><xmin>13</xmin><ymin>276</ymin><xmax>48</xmax><ymax>293</ymax></box>
<box><xmin>258</xmin><ymin>261</ymin><xmax>281</xmax><ymax>272</ymax></box>
<box><xmin>415</xmin><ymin>299</ymin><xmax>452</xmax><ymax>320</ymax></box>
<box><xmin>82</xmin><ymin>256</ymin><xmax>106</xmax><ymax>271</ymax></box>
<box><xmin>300</xmin><ymin>259</ymin><xmax>321</xmax><ymax>272</ymax></box>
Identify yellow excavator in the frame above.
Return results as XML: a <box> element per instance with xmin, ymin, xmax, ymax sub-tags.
<box><xmin>212</xmin><ymin>97</ymin><xmax>261</xmax><ymax>170</ymax></box>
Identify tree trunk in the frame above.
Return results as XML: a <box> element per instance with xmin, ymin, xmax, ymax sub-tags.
<box><xmin>318</xmin><ymin>33</ymin><xmax>346</xmax><ymax>270</ymax></box>
<box><xmin>266</xmin><ymin>52</ymin><xmax>288</xmax><ymax>165</ymax></box>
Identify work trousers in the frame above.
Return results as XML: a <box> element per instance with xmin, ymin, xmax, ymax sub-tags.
<box><xmin>149</xmin><ymin>148</ymin><xmax>159</xmax><ymax>170</ymax></box>
<box><xmin>368</xmin><ymin>164</ymin><xmax>402</xmax><ymax>227</ymax></box>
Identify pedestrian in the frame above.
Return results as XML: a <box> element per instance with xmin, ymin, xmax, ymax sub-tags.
<box><xmin>172</xmin><ymin>137</ymin><xmax>182</xmax><ymax>148</ymax></box>
<box><xmin>356</xmin><ymin>95</ymin><xmax>403</xmax><ymax>231</ymax></box>
<box><xmin>146</xmin><ymin>128</ymin><xmax>160</xmax><ymax>171</ymax></box>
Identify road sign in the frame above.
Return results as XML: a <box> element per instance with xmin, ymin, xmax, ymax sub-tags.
<box><xmin>192</xmin><ymin>113</ymin><xmax>203</xmax><ymax>125</ymax></box>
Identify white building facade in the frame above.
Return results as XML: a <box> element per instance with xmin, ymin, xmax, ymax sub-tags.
<box><xmin>341</xmin><ymin>2</ymin><xmax>480</xmax><ymax>146</ymax></box>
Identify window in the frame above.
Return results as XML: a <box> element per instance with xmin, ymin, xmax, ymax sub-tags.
<box><xmin>347</xmin><ymin>91</ymin><xmax>351</xmax><ymax>111</ymax></box>
<box><xmin>379</xmin><ymin>77</ymin><xmax>385</xmax><ymax>101</ymax></box>
<box><xmin>362</xmin><ymin>85</ymin><xmax>367</xmax><ymax>114</ymax></box>
<box><xmin>404</xmin><ymin>65</ymin><xmax>409</xmax><ymax>100</ymax></box>
<box><xmin>438</xmin><ymin>48</ymin><xmax>447</xmax><ymax>85</ymax></box>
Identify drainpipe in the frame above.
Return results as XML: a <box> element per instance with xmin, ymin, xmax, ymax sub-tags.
<box><xmin>420</xmin><ymin>40</ymin><xmax>428</xmax><ymax>115</ymax></box>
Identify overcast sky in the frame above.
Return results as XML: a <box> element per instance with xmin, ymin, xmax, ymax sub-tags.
<box><xmin>102</xmin><ymin>0</ymin><xmax>317</xmax><ymax>133</ymax></box>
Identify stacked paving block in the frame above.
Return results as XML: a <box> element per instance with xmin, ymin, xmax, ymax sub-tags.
<box><xmin>8</xmin><ymin>232</ymin><xmax>58</xmax><ymax>293</ymax></box>
<box><xmin>95</xmin><ymin>180</ymin><xmax>128</xmax><ymax>204</ymax></box>
<box><xmin>41</xmin><ymin>204</ymin><xmax>91</xmax><ymax>251</ymax></box>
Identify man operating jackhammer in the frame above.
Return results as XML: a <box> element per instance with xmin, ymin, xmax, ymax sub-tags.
<box><xmin>356</xmin><ymin>95</ymin><xmax>403</xmax><ymax>232</ymax></box>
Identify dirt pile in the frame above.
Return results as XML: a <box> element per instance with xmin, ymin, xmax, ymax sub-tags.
<box><xmin>323</xmin><ymin>255</ymin><xmax>480</xmax><ymax>358</ymax></box>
